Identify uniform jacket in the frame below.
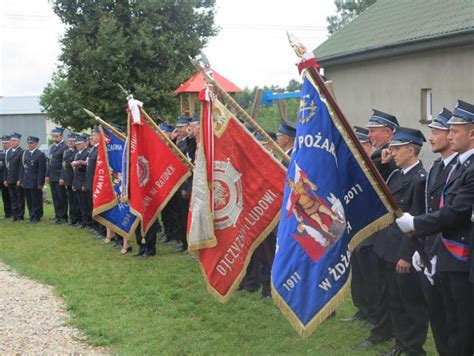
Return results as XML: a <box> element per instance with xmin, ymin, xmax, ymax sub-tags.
<box><xmin>4</xmin><ymin>147</ymin><xmax>24</xmax><ymax>184</ymax></box>
<box><xmin>360</xmin><ymin>143</ymin><xmax>399</xmax><ymax>247</ymax></box>
<box><xmin>72</xmin><ymin>148</ymin><xmax>89</xmax><ymax>190</ymax></box>
<box><xmin>60</xmin><ymin>147</ymin><xmax>76</xmax><ymax>186</ymax></box>
<box><xmin>84</xmin><ymin>145</ymin><xmax>98</xmax><ymax>192</ymax></box>
<box><xmin>0</xmin><ymin>150</ymin><xmax>5</xmax><ymax>181</ymax></box>
<box><xmin>47</xmin><ymin>141</ymin><xmax>67</xmax><ymax>182</ymax></box>
<box><xmin>178</xmin><ymin>137</ymin><xmax>196</xmax><ymax>195</ymax></box>
<box><xmin>20</xmin><ymin>149</ymin><xmax>46</xmax><ymax>189</ymax></box>
<box><xmin>469</xmin><ymin>204</ymin><xmax>474</xmax><ymax>283</ymax></box>
<box><xmin>374</xmin><ymin>161</ymin><xmax>426</xmax><ymax>263</ymax></box>
<box><xmin>424</xmin><ymin>156</ymin><xmax>458</xmax><ymax>255</ymax></box>
<box><xmin>414</xmin><ymin>154</ymin><xmax>474</xmax><ymax>272</ymax></box>
<box><xmin>371</xmin><ymin>143</ymin><xmax>398</xmax><ymax>181</ymax></box>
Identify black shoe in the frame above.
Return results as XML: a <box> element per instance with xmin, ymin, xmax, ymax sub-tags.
<box><xmin>379</xmin><ymin>348</ymin><xmax>403</xmax><ymax>356</ymax></box>
<box><xmin>132</xmin><ymin>253</ymin><xmax>144</xmax><ymax>257</ymax></box>
<box><xmin>353</xmin><ymin>340</ymin><xmax>374</xmax><ymax>351</ymax></box>
<box><xmin>340</xmin><ymin>311</ymin><xmax>364</xmax><ymax>323</ymax></box>
<box><xmin>177</xmin><ymin>245</ymin><xmax>187</xmax><ymax>253</ymax></box>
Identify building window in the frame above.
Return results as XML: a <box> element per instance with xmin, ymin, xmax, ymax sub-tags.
<box><xmin>420</xmin><ymin>88</ymin><xmax>432</xmax><ymax>124</ymax></box>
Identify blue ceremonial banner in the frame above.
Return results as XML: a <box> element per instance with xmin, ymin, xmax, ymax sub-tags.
<box><xmin>92</xmin><ymin>125</ymin><xmax>138</xmax><ymax>238</ymax></box>
<box><xmin>271</xmin><ymin>70</ymin><xmax>396</xmax><ymax>337</ymax></box>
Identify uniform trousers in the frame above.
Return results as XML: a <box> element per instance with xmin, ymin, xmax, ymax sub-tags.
<box><xmin>24</xmin><ymin>188</ymin><xmax>43</xmax><ymax>221</ymax></box>
<box><xmin>136</xmin><ymin>222</ymin><xmax>158</xmax><ymax>256</ymax></box>
<box><xmin>66</xmin><ymin>186</ymin><xmax>79</xmax><ymax>224</ymax></box>
<box><xmin>437</xmin><ymin>271</ymin><xmax>473</xmax><ymax>356</ymax></box>
<box><xmin>420</xmin><ymin>274</ymin><xmax>448</xmax><ymax>356</ymax></box>
<box><xmin>1</xmin><ymin>184</ymin><xmax>12</xmax><ymax>217</ymax></box>
<box><xmin>385</xmin><ymin>262</ymin><xmax>428</xmax><ymax>356</ymax></box>
<box><xmin>7</xmin><ymin>184</ymin><xmax>24</xmax><ymax>220</ymax></box>
<box><xmin>161</xmin><ymin>194</ymin><xmax>179</xmax><ymax>241</ymax></box>
<box><xmin>50</xmin><ymin>182</ymin><xmax>68</xmax><ymax>220</ymax></box>
<box><xmin>75</xmin><ymin>189</ymin><xmax>89</xmax><ymax>226</ymax></box>
<box><xmin>351</xmin><ymin>245</ymin><xmax>384</xmax><ymax>324</ymax></box>
<box><xmin>177</xmin><ymin>194</ymin><xmax>190</xmax><ymax>249</ymax></box>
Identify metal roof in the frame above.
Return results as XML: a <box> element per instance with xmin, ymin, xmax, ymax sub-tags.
<box><xmin>314</xmin><ymin>0</ymin><xmax>474</xmax><ymax>65</ymax></box>
<box><xmin>174</xmin><ymin>70</ymin><xmax>241</xmax><ymax>94</ymax></box>
<box><xmin>0</xmin><ymin>96</ymin><xmax>45</xmax><ymax>115</ymax></box>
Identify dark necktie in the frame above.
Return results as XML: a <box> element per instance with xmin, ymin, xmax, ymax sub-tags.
<box><xmin>432</xmin><ymin>161</ymin><xmax>444</xmax><ymax>183</ymax></box>
<box><xmin>446</xmin><ymin>160</ymin><xmax>460</xmax><ymax>184</ymax></box>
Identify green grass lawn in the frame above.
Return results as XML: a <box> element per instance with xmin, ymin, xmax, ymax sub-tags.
<box><xmin>0</xmin><ymin>197</ymin><xmax>435</xmax><ymax>354</ymax></box>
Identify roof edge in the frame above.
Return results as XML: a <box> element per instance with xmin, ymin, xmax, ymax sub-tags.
<box><xmin>315</xmin><ymin>30</ymin><xmax>474</xmax><ymax>67</ymax></box>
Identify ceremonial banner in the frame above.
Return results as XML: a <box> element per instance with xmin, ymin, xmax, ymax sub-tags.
<box><xmin>271</xmin><ymin>70</ymin><xmax>396</xmax><ymax>336</ymax></box>
<box><xmin>127</xmin><ymin>98</ymin><xmax>191</xmax><ymax>235</ymax></box>
<box><xmin>189</xmin><ymin>97</ymin><xmax>286</xmax><ymax>302</ymax></box>
<box><xmin>92</xmin><ymin>125</ymin><xmax>138</xmax><ymax>238</ymax></box>
<box><xmin>187</xmin><ymin>87</ymin><xmax>215</xmax><ymax>250</ymax></box>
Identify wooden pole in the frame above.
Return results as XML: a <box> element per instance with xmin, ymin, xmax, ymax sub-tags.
<box><xmin>83</xmin><ymin>108</ymin><xmax>126</xmax><ymax>141</ymax></box>
<box><xmin>191</xmin><ymin>61</ymin><xmax>290</xmax><ymax>165</ymax></box>
<box><xmin>251</xmin><ymin>88</ymin><xmax>264</xmax><ymax>120</ymax></box>
<box><xmin>277</xmin><ymin>96</ymin><xmax>288</xmax><ymax>121</ymax></box>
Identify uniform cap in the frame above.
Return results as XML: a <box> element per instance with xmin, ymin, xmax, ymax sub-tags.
<box><xmin>367</xmin><ymin>109</ymin><xmax>399</xmax><ymax>130</ymax></box>
<box><xmin>389</xmin><ymin>127</ymin><xmax>426</xmax><ymax>147</ymax></box>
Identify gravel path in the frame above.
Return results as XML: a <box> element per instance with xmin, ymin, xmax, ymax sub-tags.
<box><xmin>0</xmin><ymin>261</ymin><xmax>109</xmax><ymax>354</ymax></box>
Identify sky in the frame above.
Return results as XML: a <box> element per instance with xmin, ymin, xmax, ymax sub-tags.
<box><xmin>0</xmin><ymin>0</ymin><xmax>336</xmax><ymax>96</ymax></box>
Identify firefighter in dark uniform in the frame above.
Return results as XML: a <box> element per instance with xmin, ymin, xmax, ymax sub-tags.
<box><xmin>372</xmin><ymin>127</ymin><xmax>428</xmax><ymax>356</ymax></box>
<box><xmin>470</xmin><ymin>203</ymin><xmax>474</xmax><ymax>336</ymax></box>
<box><xmin>353</xmin><ymin>110</ymin><xmax>399</xmax><ymax>350</ymax></box>
<box><xmin>85</xmin><ymin>127</ymin><xmax>105</xmax><ymax>237</ymax></box>
<box><xmin>159</xmin><ymin>123</ymin><xmax>180</xmax><ymax>244</ymax></box>
<box><xmin>71</xmin><ymin>135</ymin><xmax>90</xmax><ymax>228</ymax></box>
<box><xmin>19</xmin><ymin>136</ymin><xmax>46</xmax><ymax>223</ymax></box>
<box><xmin>46</xmin><ymin>127</ymin><xmax>68</xmax><ymax>224</ymax></box>
<box><xmin>3</xmin><ymin>132</ymin><xmax>25</xmax><ymax>221</ymax></box>
<box><xmin>397</xmin><ymin>100</ymin><xmax>474</xmax><ymax>356</ymax></box>
<box><xmin>347</xmin><ymin>126</ymin><xmax>376</xmax><ymax>322</ymax></box>
<box><xmin>0</xmin><ymin>135</ymin><xmax>12</xmax><ymax>218</ymax></box>
<box><xmin>412</xmin><ymin>108</ymin><xmax>457</xmax><ymax>356</ymax></box>
<box><xmin>60</xmin><ymin>134</ymin><xmax>79</xmax><ymax>225</ymax></box>
<box><xmin>240</xmin><ymin>121</ymin><xmax>295</xmax><ymax>298</ymax></box>
<box><xmin>175</xmin><ymin>116</ymin><xmax>194</xmax><ymax>252</ymax></box>
<box><xmin>134</xmin><ymin>221</ymin><xmax>159</xmax><ymax>258</ymax></box>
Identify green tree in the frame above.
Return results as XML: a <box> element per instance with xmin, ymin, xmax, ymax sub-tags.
<box><xmin>41</xmin><ymin>0</ymin><xmax>217</xmax><ymax>130</ymax></box>
<box><xmin>326</xmin><ymin>0</ymin><xmax>377</xmax><ymax>35</ymax></box>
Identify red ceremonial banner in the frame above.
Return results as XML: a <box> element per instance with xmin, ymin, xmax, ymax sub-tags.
<box><xmin>198</xmin><ymin>117</ymin><xmax>286</xmax><ymax>302</ymax></box>
<box><xmin>93</xmin><ymin>127</ymin><xmax>116</xmax><ymax>213</ymax></box>
<box><xmin>127</xmin><ymin>107</ymin><xmax>191</xmax><ymax>235</ymax></box>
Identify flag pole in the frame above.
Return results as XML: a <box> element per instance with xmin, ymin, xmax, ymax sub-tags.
<box><xmin>286</xmin><ymin>33</ymin><xmax>431</xmax><ymax>269</ymax></box>
<box><xmin>83</xmin><ymin>108</ymin><xmax>127</xmax><ymax>141</ymax></box>
<box><xmin>190</xmin><ymin>56</ymin><xmax>290</xmax><ymax>165</ymax></box>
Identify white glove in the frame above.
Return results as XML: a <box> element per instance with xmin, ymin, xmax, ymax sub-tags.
<box><xmin>424</xmin><ymin>255</ymin><xmax>437</xmax><ymax>286</ymax></box>
<box><xmin>396</xmin><ymin>212</ymin><xmax>415</xmax><ymax>233</ymax></box>
<box><xmin>411</xmin><ymin>251</ymin><xmax>424</xmax><ymax>272</ymax></box>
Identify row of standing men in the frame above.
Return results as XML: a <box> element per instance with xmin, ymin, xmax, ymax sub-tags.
<box><xmin>1</xmin><ymin>101</ymin><xmax>473</xmax><ymax>352</ymax></box>
<box><xmin>347</xmin><ymin>100</ymin><xmax>474</xmax><ymax>356</ymax></box>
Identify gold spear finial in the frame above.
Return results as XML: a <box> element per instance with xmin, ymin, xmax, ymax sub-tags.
<box><xmin>287</xmin><ymin>31</ymin><xmax>309</xmax><ymax>59</ymax></box>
